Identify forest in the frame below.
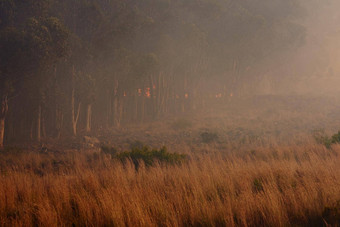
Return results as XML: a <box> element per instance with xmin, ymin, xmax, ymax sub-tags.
<box><xmin>1</xmin><ymin>1</ymin><xmax>340</xmax><ymax>226</ymax></box>
<box><xmin>0</xmin><ymin>0</ymin><xmax>312</xmax><ymax>147</ymax></box>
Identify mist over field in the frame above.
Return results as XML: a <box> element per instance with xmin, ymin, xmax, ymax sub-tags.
<box><xmin>1</xmin><ymin>0</ymin><xmax>340</xmax><ymax>226</ymax></box>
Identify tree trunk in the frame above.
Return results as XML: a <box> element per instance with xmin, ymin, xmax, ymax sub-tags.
<box><xmin>30</xmin><ymin>121</ymin><xmax>34</xmax><ymax>140</ymax></box>
<box><xmin>134</xmin><ymin>93</ymin><xmax>138</xmax><ymax>122</ymax></box>
<box><xmin>113</xmin><ymin>94</ymin><xmax>118</xmax><ymax>127</ymax></box>
<box><xmin>71</xmin><ymin>66</ymin><xmax>81</xmax><ymax>137</ymax></box>
<box><xmin>149</xmin><ymin>75</ymin><xmax>156</xmax><ymax>118</ymax></box>
<box><xmin>0</xmin><ymin>117</ymin><xmax>5</xmax><ymax>149</ymax></box>
<box><xmin>113</xmin><ymin>94</ymin><xmax>123</xmax><ymax>128</ymax></box>
<box><xmin>56</xmin><ymin>108</ymin><xmax>63</xmax><ymax>139</ymax></box>
<box><xmin>86</xmin><ymin>103</ymin><xmax>92</xmax><ymax>133</ymax></box>
<box><xmin>37</xmin><ymin>104</ymin><xmax>41</xmax><ymax>142</ymax></box>
<box><xmin>42</xmin><ymin>111</ymin><xmax>46</xmax><ymax>138</ymax></box>
<box><xmin>0</xmin><ymin>95</ymin><xmax>8</xmax><ymax>149</ymax></box>
<box><xmin>141</xmin><ymin>96</ymin><xmax>145</xmax><ymax>123</ymax></box>
<box><xmin>118</xmin><ymin>98</ymin><xmax>123</xmax><ymax>127</ymax></box>
<box><xmin>107</xmin><ymin>89</ymin><xmax>112</xmax><ymax>128</ymax></box>
<box><xmin>71</xmin><ymin>88</ymin><xmax>81</xmax><ymax>136</ymax></box>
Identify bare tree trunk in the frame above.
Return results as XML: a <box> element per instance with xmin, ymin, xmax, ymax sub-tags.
<box><xmin>134</xmin><ymin>93</ymin><xmax>138</xmax><ymax>122</ymax></box>
<box><xmin>42</xmin><ymin>112</ymin><xmax>46</xmax><ymax>138</ymax></box>
<box><xmin>148</xmin><ymin>75</ymin><xmax>156</xmax><ymax>118</ymax></box>
<box><xmin>141</xmin><ymin>96</ymin><xmax>145</xmax><ymax>123</ymax></box>
<box><xmin>0</xmin><ymin>118</ymin><xmax>5</xmax><ymax>149</ymax></box>
<box><xmin>71</xmin><ymin>88</ymin><xmax>81</xmax><ymax>136</ymax></box>
<box><xmin>162</xmin><ymin>76</ymin><xmax>169</xmax><ymax>114</ymax></box>
<box><xmin>37</xmin><ymin>104</ymin><xmax>41</xmax><ymax>142</ymax></box>
<box><xmin>86</xmin><ymin>103</ymin><xmax>92</xmax><ymax>133</ymax></box>
<box><xmin>56</xmin><ymin>108</ymin><xmax>63</xmax><ymax>139</ymax></box>
<box><xmin>30</xmin><ymin>121</ymin><xmax>34</xmax><ymax>140</ymax></box>
<box><xmin>71</xmin><ymin>66</ymin><xmax>81</xmax><ymax>136</ymax></box>
<box><xmin>118</xmin><ymin>98</ymin><xmax>123</xmax><ymax>127</ymax></box>
<box><xmin>107</xmin><ymin>90</ymin><xmax>112</xmax><ymax>128</ymax></box>
<box><xmin>113</xmin><ymin>94</ymin><xmax>124</xmax><ymax>128</ymax></box>
<box><xmin>53</xmin><ymin>65</ymin><xmax>62</xmax><ymax>139</ymax></box>
<box><xmin>113</xmin><ymin>94</ymin><xmax>118</xmax><ymax>127</ymax></box>
<box><xmin>0</xmin><ymin>95</ymin><xmax>8</xmax><ymax>149</ymax></box>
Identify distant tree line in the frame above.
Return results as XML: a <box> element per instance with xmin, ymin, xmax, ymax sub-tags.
<box><xmin>0</xmin><ymin>0</ymin><xmax>308</xmax><ymax>147</ymax></box>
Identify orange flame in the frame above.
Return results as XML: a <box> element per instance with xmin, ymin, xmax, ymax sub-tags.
<box><xmin>145</xmin><ymin>87</ymin><xmax>151</xmax><ymax>98</ymax></box>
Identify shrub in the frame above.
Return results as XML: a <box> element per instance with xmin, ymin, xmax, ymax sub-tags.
<box><xmin>331</xmin><ymin>131</ymin><xmax>340</xmax><ymax>144</ymax></box>
<box><xmin>313</xmin><ymin>130</ymin><xmax>333</xmax><ymax>149</ymax></box>
<box><xmin>101</xmin><ymin>145</ymin><xmax>118</xmax><ymax>156</ymax></box>
<box><xmin>172</xmin><ymin>118</ymin><xmax>192</xmax><ymax>130</ymax></box>
<box><xmin>129</xmin><ymin>140</ymin><xmax>144</xmax><ymax>150</ymax></box>
<box><xmin>200</xmin><ymin>131</ymin><xmax>218</xmax><ymax>143</ymax></box>
<box><xmin>0</xmin><ymin>146</ymin><xmax>23</xmax><ymax>155</ymax></box>
<box><xmin>252</xmin><ymin>178</ymin><xmax>264</xmax><ymax>193</ymax></box>
<box><xmin>322</xmin><ymin>201</ymin><xmax>340</xmax><ymax>226</ymax></box>
<box><xmin>116</xmin><ymin>146</ymin><xmax>187</xmax><ymax>167</ymax></box>
<box><xmin>314</xmin><ymin>130</ymin><xmax>340</xmax><ymax>149</ymax></box>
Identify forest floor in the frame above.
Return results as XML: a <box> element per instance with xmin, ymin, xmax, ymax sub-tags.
<box><xmin>1</xmin><ymin>94</ymin><xmax>340</xmax><ymax>226</ymax></box>
<box><xmin>95</xmin><ymin>94</ymin><xmax>340</xmax><ymax>152</ymax></box>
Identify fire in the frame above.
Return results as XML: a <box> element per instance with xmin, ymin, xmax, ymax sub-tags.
<box><xmin>123</xmin><ymin>91</ymin><xmax>127</xmax><ymax>97</ymax></box>
<box><xmin>145</xmin><ymin>87</ymin><xmax>151</xmax><ymax>98</ymax></box>
<box><xmin>138</xmin><ymin>88</ymin><xmax>142</xmax><ymax>96</ymax></box>
<box><xmin>215</xmin><ymin>93</ymin><xmax>222</xmax><ymax>98</ymax></box>
<box><xmin>185</xmin><ymin>93</ymin><xmax>189</xmax><ymax>99</ymax></box>
<box><xmin>230</xmin><ymin>93</ymin><xmax>233</xmax><ymax>97</ymax></box>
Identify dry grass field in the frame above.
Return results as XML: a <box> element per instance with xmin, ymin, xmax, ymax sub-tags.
<box><xmin>0</xmin><ymin>144</ymin><xmax>339</xmax><ymax>226</ymax></box>
<box><xmin>1</xmin><ymin>95</ymin><xmax>340</xmax><ymax>226</ymax></box>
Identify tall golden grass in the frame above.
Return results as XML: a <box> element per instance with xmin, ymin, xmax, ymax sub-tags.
<box><xmin>0</xmin><ymin>143</ymin><xmax>339</xmax><ymax>226</ymax></box>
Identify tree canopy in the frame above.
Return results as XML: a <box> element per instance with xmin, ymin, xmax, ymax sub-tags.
<box><xmin>0</xmin><ymin>0</ymin><xmax>321</xmax><ymax>146</ymax></box>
